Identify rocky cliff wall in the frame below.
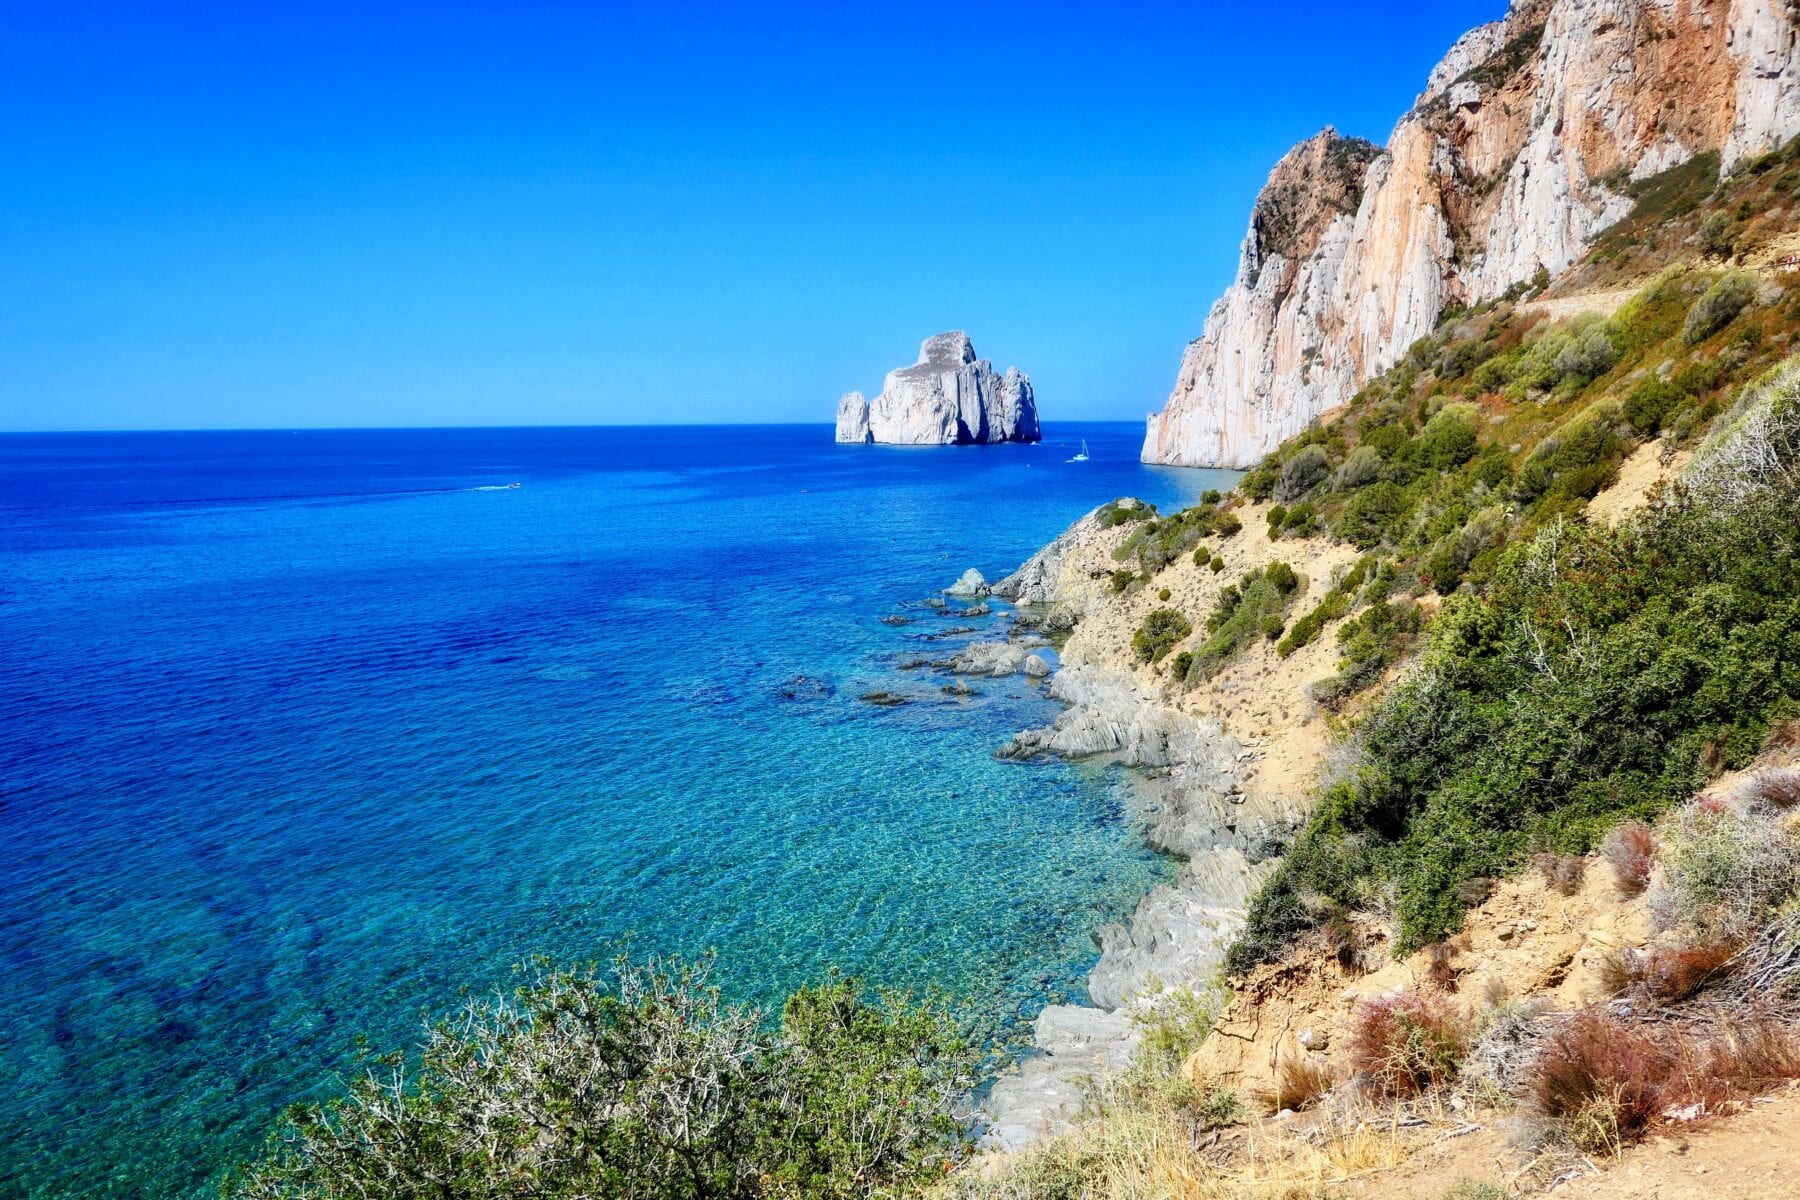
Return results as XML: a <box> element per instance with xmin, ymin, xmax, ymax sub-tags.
<box><xmin>1143</xmin><ymin>0</ymin><xmax>1800</xmax><ymax>468</ymax></box>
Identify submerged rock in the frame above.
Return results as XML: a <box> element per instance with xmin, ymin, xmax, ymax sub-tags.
<box><xmin>775</xmin><ymin>675</ymin><xmax>834</xmax><ymax>701</ymax></box>
<box><xmin>879</xmin><ymin>614</ymin><xmax>912</xmax><ymax>626</ymax></box>
<box><xmin>959</xmin><ymin>603</ymin><xmax>991</xmax><ymax>617</ymax></box>
<box><xmin>834</xmin><ymin>332</ymin><xmax>1041</xmax><ymax>445</ymax></box>
<box><xmin>859</xmin><ymin>691</ymin><xmax>911</xmax><ymax>707</ymax></box>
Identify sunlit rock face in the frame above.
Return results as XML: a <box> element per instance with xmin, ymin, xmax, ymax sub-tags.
<box><xmin>1143</xmin><ymin>0</ymin><xmax>1800</xmax><ymax>468</ymax></box>
<box><xmin>835</xmin><ymin>332</ymin><xmax>1041</xmax><ymax>445</ymax></box>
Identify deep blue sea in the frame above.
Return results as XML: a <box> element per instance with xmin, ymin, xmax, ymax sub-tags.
<box><xmin>0</xmin><ymin>423</ymin><xmax>1233</xmax><ymax>1198</ymax></box>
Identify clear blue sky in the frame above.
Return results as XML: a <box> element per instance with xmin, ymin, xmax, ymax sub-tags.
<box><xmin>0</xmin><ymin>1</ymin><xmax>1501</xmax><ymax>431</ymax></box>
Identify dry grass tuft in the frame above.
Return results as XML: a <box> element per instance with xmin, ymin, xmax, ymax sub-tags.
<box><xmin>944</xmin><ymin>1088</ymin><xmax>1414</xmax><ymax>1200</ymax></box>
<box><xmin>1425</xmin><ymin>941</ymin><xmax>1459</xmax><ymax>990</ymax></box>
<box><xmin>1639</xmin><ymin>940</ymin><xmax>1738</xmax><ymax>1003</ymax></box>
<box><xmin>1258</xmin><ymin>1053</ymin><xmax>1337</xmax><ymax>1113</ymax></box>
<box><xmin>1532</xmin><ymin>851</ymin><xmax>1587</xmax><ymax>896</ymax></box>
<box><xmin>1525</xmin><ymin>1010</ymin><xmax>1800</xmax><ymax>1154</ymax></box>
<box><xmin>1526</xmin><ymin>1011</ymin><xmax>1670</xmax><ymax>1152</ymax></box>
<box><xmin>1600</xmin><ymin>819</ymin><xmax>1657</xmax><ymax>897</ymax></box>
<box><xmin>1745</xmin><ymin>766</ymin><xmax>1800</xmax><ymax>811</ymax></box>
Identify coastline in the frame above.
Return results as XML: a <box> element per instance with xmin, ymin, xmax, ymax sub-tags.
<box><xmin>919</xmin><ymin>490</ymin><xmax>1316</xmax><ymax>1150</ymax></box>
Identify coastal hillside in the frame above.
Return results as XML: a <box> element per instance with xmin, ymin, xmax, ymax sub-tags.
<box><xmin>956</xmin><ymin>127</ymin><xmax>1800</xmax><ymax>1196</ymax></box>
<box><xmin>1143</xmin><ymin>0</ymin><xmax>1800</xmax><ymax>468</ymax></box>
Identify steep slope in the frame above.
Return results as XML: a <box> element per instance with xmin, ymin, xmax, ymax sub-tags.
<box><xmin>1144</xmin><ymin>0</ymin><xmax>1800</xmax><ymax>468</ymax></box>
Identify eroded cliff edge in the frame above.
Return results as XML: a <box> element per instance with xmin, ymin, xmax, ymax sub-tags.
<box><xmin>1142</xmin><ymin>0</ymin><xmax>1800</xmax><ymax>468</ymax></box>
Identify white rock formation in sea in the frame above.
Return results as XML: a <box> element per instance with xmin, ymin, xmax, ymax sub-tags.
<box><xmin>835</xmin><ymin>332</ymin><xmax>1041</xmax><ymax>445</ymax></box>
<box><xmin>1142</xmin><ymin>0</ymin><xmax>1800</xmax><ymax>468</ymax></box>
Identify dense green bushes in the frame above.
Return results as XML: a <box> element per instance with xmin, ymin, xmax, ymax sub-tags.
<box><xmin>229</xmin><ymin>955</ymin><xmax>974</xmax><ymax>1200</ymax></box>
<box><xmin>1179</xmin><ymin>563</ymin><xmax>1299</xmax><ymax>683</ymax></box>
<box><xmin>1132</xmin><ymin>608</ymin><xmax>1193</xmax><ymax>664</ymax></box>
<box><xmin>1682</xmin><ymin>270</ymin><xmax>1759</xmax><ymax>343</ymax></box>
<box><xmin>1231</xmin><ymin>369</ymin><xmax>1800</xmax><ymax>966</ymax></box>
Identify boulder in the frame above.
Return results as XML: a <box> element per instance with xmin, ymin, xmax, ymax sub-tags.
<box><xmin>945</xmin><ymin>568</ymin><xmax>989</xmax><ymax>597</ymax></box>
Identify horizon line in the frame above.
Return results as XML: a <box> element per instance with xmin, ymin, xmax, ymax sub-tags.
<box><xmin>0</xmin><ymin>417</ymin><xmax>1153</xmax><ymax>437</ymax></box>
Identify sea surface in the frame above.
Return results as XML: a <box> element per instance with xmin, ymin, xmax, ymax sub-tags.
<box><xmin>0</xmin><ymin>423</ymin><xmax>1234</xmax><ymax>1198</ymax></box>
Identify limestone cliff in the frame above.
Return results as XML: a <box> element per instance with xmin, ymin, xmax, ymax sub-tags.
<box><xmin>1143</xmin><ymin>0</ymin><xmax>1800</xmax><ymax>468</ymax></box>
<box><xmin>835</xmin><ymin>332</ymin><xmax>1041</xmax><ymax>445</ymax></box>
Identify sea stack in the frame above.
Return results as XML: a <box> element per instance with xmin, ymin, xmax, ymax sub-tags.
<box><xmin>835</xmin><ymin>331</ymin><xmax>1041</xmax><ymax>445</ymax></box>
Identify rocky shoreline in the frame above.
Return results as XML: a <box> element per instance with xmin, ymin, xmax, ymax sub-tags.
<box><xmin>898</xmin><ymin>503</ymin><xmax>1306</xmax><ymax>1151</ymax></box>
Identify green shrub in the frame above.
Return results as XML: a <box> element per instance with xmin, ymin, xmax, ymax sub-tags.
<box><xmin>1624</xmin><ymin>375</ymin><xmax>1684</xmax><ymax>433</ymax></box>
<box><xmin>1514</xmin><ymin>407</ymin><xmax>1630</xmax><ymax>503</ymax></box>
<box><xmin>1276</xmin><ymin>445</ymin><xmax>1331</xmax><ymax>500</ymax></box>
<box><xmin>1200</xmin><ymin>488</ymin><xmax>1222</xmax><ymax>504</ymax></box>
<box><xmin>228</xmin><ymin>955</ymin><xmax>975</xmax><ymax>1200</ymax></box>
<box><xmin>1276</xmin><ymin>556</ymin><xmax>1375</xmax><ymax>658</ymax></box>
<box><xmin>1240</xmin><ymin>465</ymin><xmax>1277</xmax><ymax>500</ymax></box>
<box><xmin>1418</xmin><ymin>405</ymin><xmax>1480</xmax><ymax>469</ymax></box>
<box><xmin>1234</xmin><ymin>417</ymin><xmax>1800</xmax><ymax>964</ymax></box>
<box><xmin>1212</xmin><ymin>510</ymin><xmax>1242</xmax><ymax>538</ymax></box>
<box><xmin>1133</xmin><ymin>608</ymin><xmax>1193</xmax><ymax>664</ymax></box>
<box><xmin>1310</xmin><ymin>600</ymin><xmax>1423</xmax><ymax>707</ymax></box>
<box><xmin>1097</xmin><ymin>499</ymin><xmax>1154</xmax><ymax>528</ymax></box>
<box><xmin>1335</xmin><ymin>444</ymin><xmax>1385</xmax><ymax>489</ymax></box>
<box><xmin>1185</xmin><ymin>565</ymin><xmax>1299</xmax><ymax>680</ymax></box>
<box><xmin>1682</xmin><ymin>270</ymin><xmax>1759</xmax><ymax>344</ymax></box>
<box><xmin>1336</xmin><ymin>480</ymin><xmax>1410</xmax><ymax>548</ymax></box>
<box><xmin>1698</xmin><ymin>211</ymin><xmax>1738</xmax><ymax>259</ymax></box>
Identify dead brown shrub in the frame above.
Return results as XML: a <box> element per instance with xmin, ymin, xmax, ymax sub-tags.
<box><xmin>1640</xmin><ymin>941</ymin><xmax>1738</xmax><ymax>1003</ymax></box>
<box><xmin>1348</xmin><ymin>990</ymin><xmax>1471</xmax><ymax>1097</ymax></box>
<box><xmin>1533</xmin><ymin>851</ymin><xmax>1587</xmax><ymax>896</ymax></box>
<box><xmin>1600</xmin><ymin>820</ymin><xmax>1657</xmax><ymax>897</ymax></box>
<box><xmin>1527</xmin><ymin>1011</ymin><xmax>1800</xmax><ymax>1153</ymax></box>
<box><xmin>1745</xmin><ymin>766</ymin><xmax>1800</xmax><ymax>811</ymax></box>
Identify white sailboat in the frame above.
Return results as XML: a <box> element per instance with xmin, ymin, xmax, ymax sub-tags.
<box><xmin>1068</xmin><ymin>439</ymin><xmax>1089</xmax><ymax>463</ymax></box>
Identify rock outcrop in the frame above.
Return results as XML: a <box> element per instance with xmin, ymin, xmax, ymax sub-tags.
<box><xmin>835</xmin><ymin>332</ymin><xmax>1041</xmax><ymax>445</ymax></box>
<box><xmin>1143</xmin><ymin>0</ymin><xmax>1800</xmax><ymax>468</ymax></box>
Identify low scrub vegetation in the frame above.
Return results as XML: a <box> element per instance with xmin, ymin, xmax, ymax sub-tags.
<box><xmin>1347</xmin><ymin>991</ymin><xmax>1470</xmax><ymax>1098</ymax></box>
<box><xmin>1233</xmin><ymin>357</ymin><xmax>1800</xmax><ymax>964</ymax></box>
<box><xmin>1176</xmin><ymin>562</ymin><xmax>1299</xmax><ymax>683</ymax></box>
<box><xmin>229</xmin><ymin>954</ymin><xmax>974</xmax><ymax>1200</ymax></box>
<box><xmin>1132</xmin><ymin>607</ymin><xmax>1193</xmax><ymax>664</ymax></box>
<box><xmin>1525</xmin><ymin>1011</ymin><xmax>1800</xmax><ymax>1154</ymax></box>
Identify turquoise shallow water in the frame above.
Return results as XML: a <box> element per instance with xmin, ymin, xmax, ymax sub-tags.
<box><xmin>0</xmin><ymin>423</ymin><xmax>1234</xmax><ymax>1197</ymax></box>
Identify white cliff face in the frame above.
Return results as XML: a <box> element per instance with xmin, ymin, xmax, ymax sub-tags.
<box><xmin>834</xmin><ymin>391</ymin><xmax>871</xmax><ymax>444</ymax></box>
<box><xmin>1144</xmin><ymin>0</ymin><xmax>1800</xmax><ymax>468</ymax></box>
<box><xmin>833</xmin><ymin>331</ymin><xmax>1041</xmax><ymax>445</ymax></box>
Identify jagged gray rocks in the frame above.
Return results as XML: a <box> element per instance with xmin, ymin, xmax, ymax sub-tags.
<box><xmin>981</xmin><ymin>1005</ymin><xmax>1139</xmax><ymax>1151</ymax></box>
<box><xmin>835</xmin><ymin>332</ymin><xmax>1041</xmax><ymax>445</ymax></box>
